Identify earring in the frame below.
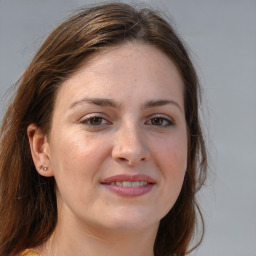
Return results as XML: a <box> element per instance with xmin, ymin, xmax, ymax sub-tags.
<box><xmin>39</xmin><ymin>165</ymin><xmax>48</xmax><ymax>171</ymax></box>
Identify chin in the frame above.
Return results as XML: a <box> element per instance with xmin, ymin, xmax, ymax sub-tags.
<box><xmin>99</xmin><ymin>208</ymin><xmax>161</xmax><ymax>232</ymax></box>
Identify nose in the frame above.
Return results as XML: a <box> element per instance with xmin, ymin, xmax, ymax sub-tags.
<box><xmin>112</xmin><ymin>123</ymin><xmax>150</xmax><ymax>166</ymax></box>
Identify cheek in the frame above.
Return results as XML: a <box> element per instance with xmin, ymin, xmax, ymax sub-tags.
<box><xmin>162</xmin><ymin>147</ymin><xmax>187</xmax><ymax>186</ymax></box>
<box><xmin>154</xmin><ymin>132</ymin><xmax>187</xmax><ymax>197</ymax></box>
<box><xmin>149</xmin><ymin>135</ymin><xmax>187</xmax><ymax>217</ymax></box>
<box><xmin>155</xmin><ymin>133</ymin><xmax>187</xmax><ymax>172</ymax></box>
<box><xmin>49</xmin><ymin>133</ymin><xmax>110</xmax><ymax>208</ymax></box>
<box><xmin>49</xmin><ymin>132</ymin><xmax>111</xmax><ymax>184</ymax></box>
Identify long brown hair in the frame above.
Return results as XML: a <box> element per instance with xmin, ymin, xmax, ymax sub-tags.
<box><xmin>0</xmin><ymin>3</ymin><xmax>207</xmax><ymax>256</ymax></box>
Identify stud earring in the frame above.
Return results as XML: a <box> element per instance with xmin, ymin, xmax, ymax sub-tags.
<box><xmin>39</xmin><ymin>165</ymin><xmax>48</xmax><ymax>171</ymax></box>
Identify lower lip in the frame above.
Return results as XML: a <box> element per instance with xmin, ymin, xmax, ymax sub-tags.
<box><xmin>102</xmin><ymin>184</ymin><xmax>155</xmax><ymax>197</ymax></box>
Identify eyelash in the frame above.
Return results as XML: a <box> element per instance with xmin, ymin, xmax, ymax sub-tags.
<box><xmin>80</xmin><ymin>114</ymin><xmax>174</xmax><ymax>129</ymax></box>
<box><xmin>145</xmin><ymin>116</ymin><xmax>174</xmax><ymax>127</ymax></box>
<box><xmin>80</xmin><ymin>115</ymin><xmax>111</xmax><ymax>128</ymax></box>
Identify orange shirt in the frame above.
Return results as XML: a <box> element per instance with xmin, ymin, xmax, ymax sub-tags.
<box><xmin>20</xmin><ymin>250</ymin><xmax>43</xmax><ymax>256</ymax></box>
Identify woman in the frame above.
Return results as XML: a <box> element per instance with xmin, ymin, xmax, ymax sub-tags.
<box><xmin>0</xmin><ymin>2</ymin><xmax>207</xmax><ymax>256</ymax></box>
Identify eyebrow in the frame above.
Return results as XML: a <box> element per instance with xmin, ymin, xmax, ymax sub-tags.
<box><xmin>143</xmin><ymin>99</ymin><xmax>182</xmax><ymax>111</ymax></box>
<box><xmin>70</xmin><ymin>98</ymin><xmax>122</xmax><ymax>109</ymax></box>
<box><xmin>69</xmin><ymin>97</ymin><xmax>182</xmax><ymax>112</ymax></box>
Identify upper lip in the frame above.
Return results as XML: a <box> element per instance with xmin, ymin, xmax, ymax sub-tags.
<box><xmin>101</xmin><ymin>174</ymin><xmax>156</xmax><ymax>184</ymax></box>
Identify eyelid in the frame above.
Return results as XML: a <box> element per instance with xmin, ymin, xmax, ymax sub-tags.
<box><xmin>145</xmin><ymin>114</ymin><xmax>175</xmax><ymax>126</ymax></box>
<box><xmin>80</xmin><ymin>113</ymin><xmax>112</xmax><ymax>127</ymax></box>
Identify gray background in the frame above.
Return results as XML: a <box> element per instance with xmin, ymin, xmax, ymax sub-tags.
<box><xmin>0</xmin><ymin>0</ymin><xmax>255</xmax><ymax>255</ymax></box>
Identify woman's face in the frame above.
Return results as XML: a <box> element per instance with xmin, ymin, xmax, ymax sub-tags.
<box><xmin>45</xmin><ymin>42</ymin><xmax>187</xmax><ymax>233</ymax></box>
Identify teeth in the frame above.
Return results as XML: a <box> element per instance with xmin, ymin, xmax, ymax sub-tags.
<box><xmin>132</xmin><ymin>181</ymin><xmax>140</xmax><ymax>187</ymax></box>
<box><xmin>123</xmin><ymin>181</ymin><xmax>132</xmax><ymax>187</ymax></box>
<box><xmin>109</xmin><ymin>181</ymin><xmax>149</xmax><ymax>187</ymax></box>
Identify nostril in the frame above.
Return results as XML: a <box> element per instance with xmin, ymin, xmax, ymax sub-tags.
<box><xmin>116</xmin><ymin>157</ymin><xmax>138</xmax><ymax>166</ymax></box>
<box><xmin>112</xmin><ymin>142</ymin><xmax>150</xmax><ymax>166</ymax></box>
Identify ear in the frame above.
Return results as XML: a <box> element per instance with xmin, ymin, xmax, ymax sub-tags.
<box><xmin>27</xmin><ymin>123</ymin><xmax>54</xmax><ymax>177</ymax></box>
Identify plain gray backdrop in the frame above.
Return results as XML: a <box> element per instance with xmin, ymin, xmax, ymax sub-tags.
<box><xmin>0</xmin><ymin>0</ymin><xmax>256</xmax><ymax>255</ymax></box>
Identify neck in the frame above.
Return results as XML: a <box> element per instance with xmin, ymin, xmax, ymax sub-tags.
<box><xmin>36</xmin><ymin>218</ymin><xmax>158</xmax><ymax>256</ymax></box>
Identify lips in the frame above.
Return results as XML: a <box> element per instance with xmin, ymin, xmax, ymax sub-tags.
<box><xmin>101</xmin><ymin>174</ymin><xmax>156</xmax><ymax>197</ymax></box>
<box><xmin>101</xmin><ymin>174</ymin><xmax>156</xmax><ymax>184</ymax></box>
<box><xmin>108</xmin><ymin>181</ymin><xmax>149</xmax><ymax>187</ymax></box>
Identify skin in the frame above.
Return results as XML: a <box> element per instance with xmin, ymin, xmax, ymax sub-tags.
<box><xmin>28</xmin><ymin>42</ymin><xmax>188</xmax><ymax>256</ymax></box>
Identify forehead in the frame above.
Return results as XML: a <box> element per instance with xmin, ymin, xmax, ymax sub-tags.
<box><xmin>77</xmin><ymin>42</ymin><xmax>183</xmax><ymax>84</ymax></box>
<box><xmin>54</xmin><ymin>42</ymin><xmax>184</xmax><ymax>111</ymax></box>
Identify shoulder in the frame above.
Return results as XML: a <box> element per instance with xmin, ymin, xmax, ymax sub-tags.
<box><xmin>19</xmin><ymin>250</ymin><xmax>42</xmax><ymax>256</ymax></box>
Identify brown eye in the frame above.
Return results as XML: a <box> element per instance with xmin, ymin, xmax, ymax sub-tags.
<box><xmin>81</xmin><ymin>115</ymin><xmax>109</xmax><ymax>127</ymax></box>
<box><xmin>151</xmin><ymin>117</ymin><xmax>163</xmax><ymax>125</ymax></box>
<box><xmin>81</xmin><ymin>114</ymin><xmax>112</xmax><ymax>129</ymax></box>
<box><xmin>145</xmin><ymin>116</ymin><xmax>174</xmax><ymax>127</ymax></box>
<box><xmin>89</xmin><ymin>117</ymin><xmax>102</xmax><ymax>125</ymax></box>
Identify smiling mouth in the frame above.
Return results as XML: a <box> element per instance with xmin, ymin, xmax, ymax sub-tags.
<box><xmin>101</xmin><ymin>174</ymin><xmax>156</xmax><ymax>197</ymax></box>
<box><xmin>104</xmin><ymin>181</ymin><xmax>151</xmax><ymax>187</ymax></box>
